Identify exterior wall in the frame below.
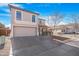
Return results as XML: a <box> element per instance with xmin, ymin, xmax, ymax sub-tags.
<box><xmin>10</xmin><ymin>8</ymin><xmax>15</xmax><ymax>37</ymax></box>
<box><xmin>22</xmin><ymin>11</ymin><xmax>38</xmax><ymax>23</ymax></box>
<box><xmin>11</xmin><ymin>8</ymin><xmax>38</xmax><ymax>26</ymax></box>
<box><xmin>10</xmin><ymin>7</ymin><xmax>39</xmax><ymax>37</ymax></box>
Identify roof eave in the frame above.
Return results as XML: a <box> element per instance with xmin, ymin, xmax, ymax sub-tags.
<box><xmin>8</xmin><ymin>4</ymin><xmax>40</xmax><ymax>15</ymax></box>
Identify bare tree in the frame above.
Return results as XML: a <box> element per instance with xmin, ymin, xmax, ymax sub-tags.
<box><xmin>49</xmin><ymin>12</ymin><xmax>64</xmax><ymax>34</ymax></box>
<box><xmin>71</xmin><ymin>14</ymin><xmax>79</xmax><ymax>36</ymax></box>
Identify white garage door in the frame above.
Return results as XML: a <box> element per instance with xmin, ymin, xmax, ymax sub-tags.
<box><xmin>13</xmin><ymin>26</ymin><xmax>37</xmax><ymax>37</ymax></box>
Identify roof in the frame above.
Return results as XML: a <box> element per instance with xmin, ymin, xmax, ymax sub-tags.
<box><xmin>8</xmin><ymin>4</ymin><xmax>39</xmax><ymax>15</ymax></box>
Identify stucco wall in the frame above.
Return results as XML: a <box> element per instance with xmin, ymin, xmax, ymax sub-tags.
<box><xmin>11</xmin><ymin>8</ymin><xmax>38</xmax><ymax>26</ymax></box>
<box><xmin>10</xmin><ymin>7</ymin><xmax>39</xmax><ymax>37</ymax></box>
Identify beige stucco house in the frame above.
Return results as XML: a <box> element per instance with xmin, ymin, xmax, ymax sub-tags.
<box><xmin>9</xmin><ymin>4</ymin><xmax>53</xmax><ymax>37</ymax></box>
<box><xmin>53</xmin><ymin>23</ymin><xmax>79</xmax><ymax>34</ymax></box>
<box><xmin>9</xmin><ymin>4</ymin><xmax>39</xmax><ymax>37</ymax></box>
<box><xmin>61</xmin><ymin>24</ymin><xmax>79</xmax><ymax>34</ymax></box>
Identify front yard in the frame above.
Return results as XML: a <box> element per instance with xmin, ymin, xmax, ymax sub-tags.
<box><xmin>0</xmin><ymin>35</ymin><xmax>79</xmax><ymax>56</ymax></box>
<box><xmin>53</xmin><ymin>34</ymin><xmax>79</xmax><ymax>48</ymax></box>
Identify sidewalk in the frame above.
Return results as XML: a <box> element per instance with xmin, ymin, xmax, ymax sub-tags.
<box><xmin>53</xmin><ymin>34</ymin><xmax>79</xmax><ymax>48</ymax></box>
<box><xmin>0</xmin><ymin>37</ymin><xmax>11</xmax><ymax>56</ymax></box>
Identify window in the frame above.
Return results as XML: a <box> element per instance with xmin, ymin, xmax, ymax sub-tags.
<box><xmin>32</xmin><ymin>15</ymin><xmax>35</xmax><ymax>22</ymax></box>
<box><xmin>16</xmin><ymin>11</ymin><xmax>22</xmax><ymax>20</ymax></box>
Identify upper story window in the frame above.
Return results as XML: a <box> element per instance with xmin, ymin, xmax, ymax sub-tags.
<box><xmin>32</xmin><ymin>15</ymin><xmax>35</xmax><ymax>22</ymax></box>
<box><xmin>16</xmin><ymin>11</ymin><xmax>22</xmax><ymax>20</ymax></box>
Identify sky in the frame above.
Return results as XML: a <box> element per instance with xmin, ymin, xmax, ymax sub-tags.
<box><xmin>0</xmin><ymin>3</ymin><xmax>79</xmax><ymax>28</ymax></box>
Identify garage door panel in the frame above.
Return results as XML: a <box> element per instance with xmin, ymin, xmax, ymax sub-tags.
<box><xmin>13</xmin><ymin>27</ymin><xmax>36</xmax><ymax>37</ymax></box>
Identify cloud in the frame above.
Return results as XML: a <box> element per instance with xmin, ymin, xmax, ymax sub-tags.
<box><xmin>0</xmin><ymin>3</ymin><xmax>8</xmax><ymax>7</ymax></box>
<box><xmin>39</xmin><ymin>16</ymin><xmax>49</xmax><ymax>20</ymax></box>
<box><xmin>0</xmin><ymin>3</ymin><xmax>10</xmax><ymax>14</ymax></box>
<box><xmin>0</xmin><ymin>3</ymin><xmax>23</xmax><ymax>13</ymax></box>
<box><xmin>0</xmin><ymin>3</ymin><xmax>8</xmax><ymax>6</ymax></box>
<box><xmin>0</xmin><ymin>14</ymin><xmax>11</xmax><ymax>17</ymax></box>
<box><xmin>9</xmin><ymin>4</ymin><xmax>23</xmax><ymax>8</ymax></box>
<box><xmin>5</xmin><ymin>24</ymin><xmax>11</xmax><ymax>29</ymax></box>
<box><xmin>0</xmin><ymin>21</ymin><xmax>11</xmax><ymax>28</ymax></box>
<box><xmin>58</xmin><ymin>21</ymin><xmax>67</xmax><ymax>25</ymax></box>
<box><xmin>1</xmin><ymin>8</ymin><xmax>10</xmax><ymax>13</ymax></box>
<box><xmin>0</xmin><ymin>3</ymin><xmax>22</xmax><ymax>7</ymax></box>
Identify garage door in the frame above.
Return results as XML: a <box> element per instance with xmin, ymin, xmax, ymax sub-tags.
<box><xmin>13</xmin><ymin>26</ymin><xmax>37</xmax><ymax>37</ymax></box>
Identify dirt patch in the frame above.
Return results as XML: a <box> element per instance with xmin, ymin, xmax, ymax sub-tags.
<box><xmin>52</xmin><ymin>35</ymin><xmax>70</xmax><ymax>41</ymax></box>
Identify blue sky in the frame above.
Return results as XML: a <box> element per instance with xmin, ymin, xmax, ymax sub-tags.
<box><xmin>0</xmin><ymin>3</ymin><xmax>79</xmax><ymax>27</ymax></box>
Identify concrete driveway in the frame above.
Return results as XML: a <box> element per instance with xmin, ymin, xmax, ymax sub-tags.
<box><xmin>11</xmin><ymin>36</ymin><xmax>79</xmax><ymax>56</ymax></box>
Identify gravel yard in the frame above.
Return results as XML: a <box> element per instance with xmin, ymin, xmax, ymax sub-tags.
<box><xmin>0</xmin><ymin>37</ymin><xmax>11</xmax><ymax>56</ymax></box>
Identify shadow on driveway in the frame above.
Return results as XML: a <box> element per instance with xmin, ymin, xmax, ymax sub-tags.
<box><xmin>11</xmin><ymin>36</ymin><xmax>79</xmax><ymax>56</ymax></box>
<box><xmin>0</xmin><ymin>44</ymin><xmax>4</xmax><ymax>49</ymax></box>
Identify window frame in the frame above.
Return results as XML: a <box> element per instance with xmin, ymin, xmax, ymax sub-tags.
<box><xmin>32</xmin><ymin>15</ymin><xmax>36</xmax><ymax>23</ymax></box>
<box><xmin>16</xmin><ymin>11</ymin><xmax>22</xmax><ymax>21</ymax></box>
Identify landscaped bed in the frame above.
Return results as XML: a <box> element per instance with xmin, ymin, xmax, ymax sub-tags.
<box><xmin>52</xmin><ymin>35</ymin><xmax>70</xmax><ymax>41</ymax></box>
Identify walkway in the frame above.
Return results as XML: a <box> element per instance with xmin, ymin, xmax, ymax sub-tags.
<box><xmin>0</xmin><ymin>37</ymin><xmax>10</xmax><ymax>56</ymax></box>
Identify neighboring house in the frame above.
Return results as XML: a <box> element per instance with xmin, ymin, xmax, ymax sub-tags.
<box><xmin>9</xmin><ymin>4</ymin><xmax>39</xmax><ymax>37</ymax></box>
<box><xmin>51</xmin><ymin>25</ymin><xmax>63</xmax><ymax>34</ymax></box>
<box><xmin>61</xmin><ymin>24</ymin><xmax>79</xmax><ymax>34</ymax></box>
<box><xmin>54</xmin><ymin>23</ymin><xmax>79</xmax><ymax>34</ymax></box>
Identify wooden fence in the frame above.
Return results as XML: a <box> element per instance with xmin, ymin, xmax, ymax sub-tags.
<box><xmin>0</xmin><ymin>28</ymin><xmax>11</xmax><ymax>36</ymax></box>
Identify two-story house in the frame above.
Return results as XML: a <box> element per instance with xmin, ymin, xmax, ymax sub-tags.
<box><xmin>9</xmin><ymin>4</ymin><xmax>39</xmax><ymax>37</ymax></box>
